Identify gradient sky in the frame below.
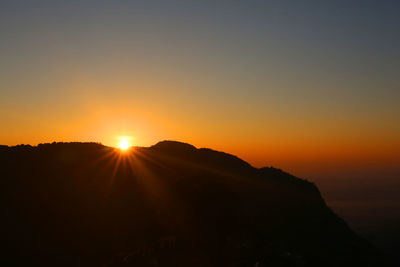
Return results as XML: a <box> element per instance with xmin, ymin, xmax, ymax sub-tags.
<box><xmin>1</xmin><ymin>1</ymin><xmax>399</xmax><ymax>186</ymax></box>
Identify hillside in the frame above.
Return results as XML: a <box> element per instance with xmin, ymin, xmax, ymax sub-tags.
<box><xmin>0</xmin><ymin>141</ymin><xmax>388</xmax><ymax>266</ymax></box>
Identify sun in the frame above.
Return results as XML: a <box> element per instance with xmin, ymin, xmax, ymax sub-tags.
<box><xmin>119</xmin><ymin>140</ymin><xmax>130</xmax><ymax>150</ymax></box>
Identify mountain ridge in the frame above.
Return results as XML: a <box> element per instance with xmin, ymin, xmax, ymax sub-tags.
<box><xmin>0</xmin><ymin>141</ymin><xmax>389</xmax><ymax>266</ymax></box>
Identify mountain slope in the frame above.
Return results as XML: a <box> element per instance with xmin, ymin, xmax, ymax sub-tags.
<box><xmin>0</xmin><ymin>141</ymin><xmax>388</xmax><ymax>266</ymax></box>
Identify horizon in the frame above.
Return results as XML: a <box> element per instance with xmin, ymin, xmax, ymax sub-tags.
<box><xmin>1</xmin><ymin>1</ymin><xmax>399</xmax><ymax>174</ymax></box>
<box><xmin>1</xmin><ymin>1</ymin><xmax>400</xmax><ymax>264</ymax></box>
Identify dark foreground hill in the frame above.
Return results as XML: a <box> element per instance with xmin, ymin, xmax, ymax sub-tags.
<box><xmin>0</xmin><ymin>141</ymin><xmax>388</xmax><ymax>266</ymax></box>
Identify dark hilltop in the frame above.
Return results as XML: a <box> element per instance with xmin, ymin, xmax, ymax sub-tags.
<box><xmin>0</xmin><ymin>141</ymin><xmax>389</xmax><ymax>266</ymax></box>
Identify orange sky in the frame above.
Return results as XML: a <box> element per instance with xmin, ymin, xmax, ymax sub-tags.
<box><xmin>1</xmin><ymin>1</ymin><xmax>399</xmax><ymax>184</ymax></box>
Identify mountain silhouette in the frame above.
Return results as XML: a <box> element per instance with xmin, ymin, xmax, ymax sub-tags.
<box><xmin>0</xmin><ymin>141</ymin><xmax>388</xmax><ymax>266</ymax></box>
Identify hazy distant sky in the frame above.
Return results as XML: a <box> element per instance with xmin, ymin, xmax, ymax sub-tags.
<box><xmin>1</xmin><ymin>1</ymin><xmax>399</xmax><ymax>178</ymax></box>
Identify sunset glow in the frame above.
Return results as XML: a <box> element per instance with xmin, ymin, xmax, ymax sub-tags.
<box><xmin>0</xmin><ymin>1</ymin><xmax>399</xmax><ymax>184</ymax></box>
<box><xmin>1</xmin><ymin>2</ymin><xmax>400</xmax><ymax>263</ymax></box>
<box><xmin>118</xmin><ymin>140</ymin><xmax>130</xmax><ymax>150</ymax></box>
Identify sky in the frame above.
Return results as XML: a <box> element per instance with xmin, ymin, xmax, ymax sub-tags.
<box><xmin>1</xmin><ymin>1</ymin><xmax>399</xmax><ymax>184</ymax></box>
